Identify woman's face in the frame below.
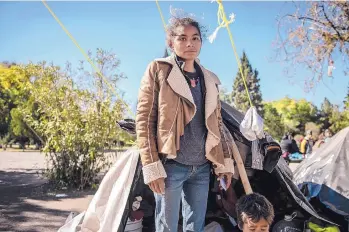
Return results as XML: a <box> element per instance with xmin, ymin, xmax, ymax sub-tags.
<box><xmin>170</xmin><ymin>25</ymin><xmax>202</xmax><ymax>61</ymax></box>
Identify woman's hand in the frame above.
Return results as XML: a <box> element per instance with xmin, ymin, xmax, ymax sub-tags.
<box><xmin>217</xmin><ymin>172</ymin><xmax>233</xmax><ymax>190</ymax></box>
<box><xmin>149</xmin><ymin>178</ymin><xmax>165</xmax><ymax>195</ymax></box>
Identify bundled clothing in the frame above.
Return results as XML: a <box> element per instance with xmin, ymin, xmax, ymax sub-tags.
<box><xmin>300</xmin><ymin>137</ymin><xmax>313</xmax><ymax>155</ymax></box>
<box><xmin>280</xmin><ymin>136</ymin><xmax>299</xmax><ymax>154</ymax></box>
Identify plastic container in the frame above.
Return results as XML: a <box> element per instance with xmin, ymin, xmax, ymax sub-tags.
<box><xmin>272</xmin><ymin>213</ymin><xmax>304</xmax><ymax>232</ymax></box>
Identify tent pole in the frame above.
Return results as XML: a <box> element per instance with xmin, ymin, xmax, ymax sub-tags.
<box><xmin>231</xmin><ymin>139</ymin><xmax>253</xmax><ymax>194</ymax></box>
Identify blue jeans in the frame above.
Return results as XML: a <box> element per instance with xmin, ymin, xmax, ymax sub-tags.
<box><xmin>154</xmin><ymin>160</ymin><xmax>211</xmax><ymax>232</ymax></box>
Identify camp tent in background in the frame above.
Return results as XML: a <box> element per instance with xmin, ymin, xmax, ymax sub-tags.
<box><xmin>58</xmin><ymin>102</ymin><xmax>336</xmax><ymax>232</ymax></box>
<box><xmin>294</xmin><ymin>126</ymin><xmax>349</xmax><ymax>228</ymax></box>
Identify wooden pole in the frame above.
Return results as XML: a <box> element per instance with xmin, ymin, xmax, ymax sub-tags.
<box><xmin>231</xmin><ymin>139</ymin><xmax>253</xmax><ymax>194</ymax></box>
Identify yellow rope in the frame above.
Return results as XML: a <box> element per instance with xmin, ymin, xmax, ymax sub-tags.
<box><xmin>155</xmin><ymin>0</ymin><xmax>167</xmax><ymax>31</ymax></box>
<box><xmin>216</xmin><ymin>0</ymin><xmax>253</xmax><ymax>107</ymax></box>
<box><xmin>41</xmin><ymin>0</ymin><xmax>134</xmax><ymax>117</ymax></box>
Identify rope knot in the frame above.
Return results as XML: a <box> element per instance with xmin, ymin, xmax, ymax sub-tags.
<box><xmin>208</xmin><ymin>0</ymin><xmax>235</xmax><ymax>43</ymax></box>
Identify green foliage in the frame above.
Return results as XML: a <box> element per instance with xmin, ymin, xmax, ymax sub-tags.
<box><xmin>269</xmin><ymin>97</ymin><xmax>318</xmax><ymax>134</ymax></box>
<box><xmin>231</xmin><ymin>51</ymin><xmax>263</xmax><ymax>116</ymax></box>
<box><xmin>344</xmin><ymin>83</ymin><xmax>349</xmax><ymax>110</ymax></box>
<box><xmin>264</xmin><ymin>96</ymin><xmax>349</xmax><ymax>137</ymax></box>
<box><xmin>317</xmin><ymin>92</ymin><xmax>349</xmax><ymax>134</ymax></box>
<box><xmin>1</xmin><ymin>49</ymin><xmax>133</xmax><ymax>189</ymax></box>
<box><xmin>263</xmin><ymin>103</ymin><xmax>284</xmax><ymax>140</ymax></box>
<box><xmin>0</xmin><ymin>63</ymin><xmax>37</xmax><ymax>145</ymax></box>
<box><xmin>319</xmin><ymin>98</ymin><xmax>333</xmax><ymax>130</ymax></box>
<box><xmin>9</xmin><ymin>108</ymin><xmax>32</xmax><ymax>148</ymax></box>
<box><xmin>0</xmin><ymin>91</ymin><xmax>11</xmax><ymax>137</ymax></box>
<box><xmin>219</xmin><ymin>87</ymin><xmax>232</xmax><ymax>104</ymax></box>
<box><xmin>29</xmin><ymin>49</ymin><xmax>129</xmax><ymax>189</ymax></box>
<box><xmin>329</xmin><ymin>105</ymin><xmax>349</xmax><ymax>133</ymax></box>
<box><xmin>27</xmin><ymin>85</ymin><xmax>124</xmax><ymax>188</ymax></box>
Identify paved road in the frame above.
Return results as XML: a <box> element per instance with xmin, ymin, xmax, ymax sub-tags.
<box><xmin>0</xmin><ymin>151</ymin><xmax>94</xmax><ymax>232</ymax></box>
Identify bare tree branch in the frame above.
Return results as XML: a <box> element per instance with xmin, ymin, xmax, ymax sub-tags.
<box><xmin>271</xmin><ymin>1</ymin><xmax>349</xmax><ymax>91</ymax></box>
<box><xmin>286</xmin><ymin>14</ymin><xmax>327</xmax><ymax>27</ymax></box>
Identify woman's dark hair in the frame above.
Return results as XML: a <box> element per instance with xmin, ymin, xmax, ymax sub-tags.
<box><xmin>165</xmin><ymin>17</ymin><xmax>207</xmax><ymax>48</ymax></box>
<box><xmin>236</xmin><ymin>193</ymin><xmax>275</xmax><ymax>229</ymax></box>
<box><xmin>286</xmin><ymin>131</ymin><xmax>295</xmax><ymax>139</ymax></box>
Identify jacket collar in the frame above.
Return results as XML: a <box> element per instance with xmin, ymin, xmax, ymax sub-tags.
<box><xmin>155</xmin><ymin>53</ymin><xmax>221</xmax><ymax>121</ymax></box>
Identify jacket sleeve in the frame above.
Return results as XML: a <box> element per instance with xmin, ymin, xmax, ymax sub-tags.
<box><xmin>136</xmin><ymin>61</ymin><xmax>167</xmax><ymax>185</ymax></box>
<box><xmin>214</xmin><ymin>99</ymin><xmax>235</xmax><ymax>175</ymax></box>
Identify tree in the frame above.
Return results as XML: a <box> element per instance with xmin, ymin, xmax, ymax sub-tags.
<box><xmin>274</xmin><ymin>1</ymin><xmax>349</xmax><ymax>90</ymax></box>
<box><xmin>319</xmin><ymin>97</ymin><xmax>333</xmax><ymax>130</ymax></box>
<box><xmin>329</xmin><ymin>104</ymin><xmax>349</xmax><ymax>133</ymax></box>
<box><xmin>0</xmin><ymin>86</ymin><xmax>12</xmax><ymax>137</ymax></box>
<box><xmin>78</xmin><ymin>48</ymin><xmax>126</xmax><ymax>103</ymax></box>
<box><xmin>231</xmin><ymin>51</ymin><xmax>263</xmax><ymax>116</ymax></box>
<box><xmin>263</xmin><ymin>103</ymin><xmax>284</xmax><ymax>140</ymax></box>
<box><xmin>270</xmin><ymin>97</ymin><xmax>318</xmax><ymax>134</ymax></box>
<box><xmin>329</xmin><ymin>83</ymin><xmax>349</xmax><ymax>133</ymax></box>
<box><xmin>344</xmin><ymin>82</ymin><xmax>349</xmax><ymax>110</ymax></box>
<box><xmin>9</xmin><ymin>108</ymin><xmax>33</xmax><ymax>149</ymax></box>
<box><xmin>0</xmin><ymin>63</ymin><xmax>38</xmax><ymax>147</ymax></box>
<box><xmin>0</xmin><ymin>64</ymin><xmax>20</xmax><ymax>137</ymax></box>
<box><xmin>20</xmin><ymin>48</ymin><xmax>131</xmax><ymax>189</ymax></box>
<box><xmin>219</xmin><ymin>86</ymin><xmax>232</xmax><ymax>104</ymax></box>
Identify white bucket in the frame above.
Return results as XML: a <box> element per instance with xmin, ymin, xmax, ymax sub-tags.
<box><xmin>124</xmin><ymin>218</ymin><xmax>142</xmax><ymax>232</ymax></box>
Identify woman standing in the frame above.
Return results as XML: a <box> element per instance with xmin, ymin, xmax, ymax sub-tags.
<box><xmin>136</xmin><ymin>16</ymin><xmax>235</xmax><ymax>232</ymax></box>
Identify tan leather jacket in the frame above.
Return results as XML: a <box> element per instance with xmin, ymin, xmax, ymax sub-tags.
<box><xmin>136</xmin><ymin>54</ymin><xmax>234</xmax><ymax>184</ymax></box>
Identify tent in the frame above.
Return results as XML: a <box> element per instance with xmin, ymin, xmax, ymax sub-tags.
<box><xmin>293</xmin><ymin>126</ymin><xmax>349</xmax><ymax>228</ymax></box>
<box><xmin>58</xmin><ymin>102</ymin><xmax>335</xmax><ymax>232</ymax></box>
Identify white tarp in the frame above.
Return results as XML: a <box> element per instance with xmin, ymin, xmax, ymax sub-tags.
<box><xmin>58</xmin><ymin>148</ymin><xmax>140</xmax><ymax>232</ymax></box>
<box><xmin>293</xmin><ymin>127</ymin><xmax>349</xmax><ymax>216</ymax></box>
<box><xmin>293</xmin><ymin>127</ymin><xmax>349</xmax><ymax>199</ymax></box>
<box><xmin>57</xmin><ymin>148</ymin><xmax>229</xmax><ymax>232</ymax></box>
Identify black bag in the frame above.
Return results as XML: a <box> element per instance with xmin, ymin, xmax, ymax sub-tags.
<box><xmin>261</xmin><ymin>141</ymin><xmax>282</xmax><ymax>173</ymax></box>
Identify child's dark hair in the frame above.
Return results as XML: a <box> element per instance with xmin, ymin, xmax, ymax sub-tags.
<box><xmin>165</xmin><ymin>17</ymin><xmax>207</xmax><ymax>48</ymax></box>
<box><xmin>236</xmin><ymin>193</ymin><xmax>275</xmax><ymax>229</ymax></box>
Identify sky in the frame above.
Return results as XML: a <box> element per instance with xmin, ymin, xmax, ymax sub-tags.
<box><xmin>1</xmin><ymin>1</ymin><xmax>348</xmax><ymax>114</ymax></box>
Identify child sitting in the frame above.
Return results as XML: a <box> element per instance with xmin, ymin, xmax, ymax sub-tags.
<box><xmin>236</xmin><ymin>193</ymin><xmax>275</xmax><ymax>232</ymax></box>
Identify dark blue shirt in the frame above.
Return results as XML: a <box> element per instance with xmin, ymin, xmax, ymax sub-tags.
<box><xmin>175</xmin><ymin>71</ymin><xmax>208</xmax><ymax>166</ymax></box>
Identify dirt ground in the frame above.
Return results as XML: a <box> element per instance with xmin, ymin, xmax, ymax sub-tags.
<box><xmin>0</xmin><ymin>151</ymin><xmax>95</xmax><ymax>232</ymax></box>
